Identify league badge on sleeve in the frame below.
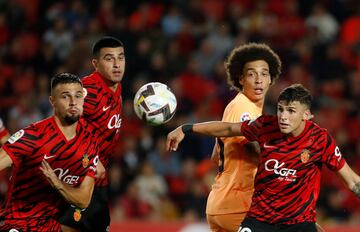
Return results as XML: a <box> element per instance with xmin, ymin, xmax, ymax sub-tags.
<box><xmin>240</xmin><ymin>112</ymin><xmax>251</xmax><ymax>122</ymax></box>
<box><xmin>8</xmin><ymin>130</ymin><xmax>24</xmax><ymax>144</ymax></box>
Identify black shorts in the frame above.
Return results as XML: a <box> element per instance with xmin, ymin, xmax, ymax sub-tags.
<box><xmin>60</xmin><ymin>186</ymin><xmax>110</xmax><ymax>232</ymax></box>
<box><xmin>239</xmin><ymin>217</ymin><xmax>317</xmax><ymax>232</ymax></box>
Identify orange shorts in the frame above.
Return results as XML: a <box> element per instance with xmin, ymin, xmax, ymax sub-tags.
<box><xmin>207</xmin><ymin>212</ymin><xmax>247</xmax><ymax>232</ymax></box>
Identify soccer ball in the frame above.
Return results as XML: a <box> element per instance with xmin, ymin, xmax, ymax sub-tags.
<box><xmin>133</xmin><ymin>82</ymin><xmax>177</xmax><ymax>125</ymax></box>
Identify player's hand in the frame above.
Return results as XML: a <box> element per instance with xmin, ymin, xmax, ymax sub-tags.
<box><xmin>95</xmin><ymin>160</ymin><xmax>105</xmax><ymax>179</ymax></box>
<box><xmin>166</xmin><ymin>126</ymin><xmax>185</xmax><ymax>152</ymax></box>
<box><xmin>40</xmin><ymin>160</ymin><xmax>61</xmax><ymax>189</ymax></box>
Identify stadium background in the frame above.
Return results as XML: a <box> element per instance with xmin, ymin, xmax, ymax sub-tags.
<box><xmin>0</xmin><ymin>0</ymin><xmax>359</xmax><ymax>231</ymax></box>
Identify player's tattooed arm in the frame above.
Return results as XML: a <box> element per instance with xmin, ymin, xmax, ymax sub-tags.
<box><xmin>337</xmin><ymin>162</ymin><xmax>360</xmax><ymax>198</ymax></box>
<box><xmin>351</xmin><ymin>182</ymin><xmax>360</xmax><ymax>198</ymax></box>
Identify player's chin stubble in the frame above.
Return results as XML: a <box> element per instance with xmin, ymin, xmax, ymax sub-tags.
<box><xmin>64</xmin><ymin>115</ymin><xmax>80</xmax><ymax>125</ymax></box>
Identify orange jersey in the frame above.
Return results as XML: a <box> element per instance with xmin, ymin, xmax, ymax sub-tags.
<box><xmin>206</xmin><ymin>93</ymin><xmax>262</xmax><ymax>215</ymax></box>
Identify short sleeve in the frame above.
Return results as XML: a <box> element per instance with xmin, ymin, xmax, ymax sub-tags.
<box><xmin>321</xmin><ymin>132</ymin><xmax>345</xmax><ymax>171</ymax></box>
<box><xmin>85</xmin><ymin>141</ymin><xmax>99</xmax><ymax>178</ymax></box>
<box><xmin>2</xmin><ymin>127</ymin><xmax>37</xmax><ymax>167</ymax></box>
<box><xmin>241</xmin><ymin>116</ymin><xmax>265</xmax><ymax>142</ymax></box>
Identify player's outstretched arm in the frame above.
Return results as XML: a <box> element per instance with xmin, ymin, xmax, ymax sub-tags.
<box><xmin>336</xmin><ymin>162</ymin><xmax>360</xmax><ymax>198</ymax></box>
<box><xmin>166</xmin><ymin>122</ymin><xmax>242</xmax><ymax>152</ymax></box>
<box><xmin>0</xmin><ymin>148</ymin><xmax>13</xmax><ymax>171</ymax></box>
<box><xmin>40</xmin><ymin>160</ymin><xmax>95</xmax><ymax>209</ymax></box>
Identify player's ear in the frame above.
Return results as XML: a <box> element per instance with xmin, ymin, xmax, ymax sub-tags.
<box><xmin>49</xmin><ymin>96</ymin><xmax>55</xmax><ymax>107</ymax></box>
<box><xmin>239</xmin><ymin>75</ymin><xmax>244</xmax><ymax>86</ymax></box>
<box><xmin>91</xmin><ymin>59</ymin><xmax>98</xmax><ymax>70</ymax></box>
<box><xmin>303</xmin><ymin>109</ymin><xmax>313</xmax><ymax>120</ymax></box>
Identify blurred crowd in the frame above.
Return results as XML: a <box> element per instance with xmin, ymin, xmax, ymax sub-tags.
<box><xmin>0</xmin><ymin>0</ymin><xmax>360</xmax><ymax>226</ymax></box>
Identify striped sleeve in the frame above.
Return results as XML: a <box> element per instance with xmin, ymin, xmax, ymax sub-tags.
<box><xmin>2</xmin><ymin>127</ymin><xmax>38</xmax><ymax>167</ymax></box>
<box><xmin>322</xmin><ymin>132</ymin><xmax>345</xmax><ymax>171</ymax></box>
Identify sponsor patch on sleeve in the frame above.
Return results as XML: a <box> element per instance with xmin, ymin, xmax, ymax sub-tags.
<box><xmin>8</xmin><ymin>129</ymin><xmax>25</xmax><ymax>144</ymax></box>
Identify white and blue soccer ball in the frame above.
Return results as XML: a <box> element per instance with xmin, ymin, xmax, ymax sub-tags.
<box><xmin>133</xmin><ymin>82</ymin><xmax>177</xmax><ymax>125</ymax></box>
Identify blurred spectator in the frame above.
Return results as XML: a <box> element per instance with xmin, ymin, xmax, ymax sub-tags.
<box><xmin>305</xmin><ymin>3</ymin><xmax>339</xmax><ymax>43</ymax></box>
<box><xmin>161</xmin><ymin>5</ymin><xmax>184</xmax><ymax>38</ymax></box>
<box><xmin>43</xmin><ymin>16</ymin><xmax>73</xmax><ymax>60</ymax></box>
<box><xmin>8</xmin><ymin>92</ymin><xmax>42</xmax><ymax>132</ymax></box>
<box><xmin>147</xmin><ymin>137</ymin><xmax>181</xmax><ymax>178</ymax></box>
<box><xmin>134</xmin><ymin>161</ymin><xmax>168</xmax><ymax>214</ymax></box>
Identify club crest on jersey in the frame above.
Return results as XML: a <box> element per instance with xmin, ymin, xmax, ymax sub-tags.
<box><xmin>74</xmin><ymin>208</ymin><xmax>82</xmax><ymax>222</ymax></box>
<box><xmin>300</xmin><ymin>149</ymin><xmax>310</xmax><ymax>163</ymax></box>
<box><xmin>8</xmin><ymin>129</ymin><xmax>24</xmax><ymax>144</ymax></box>
<box><xmin>240</xmin><ymin>112</ymin><xmax>251</xmax><ymax>122</ymax></box>
<box><xmin>82</xmin><ymin>154</ymin><xmax>89</xmax><ymax>168</ymax></box>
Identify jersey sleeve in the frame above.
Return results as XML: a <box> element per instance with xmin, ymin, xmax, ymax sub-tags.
<box><xmin>321</xmin><ymin>132</ymin><xmax>345</xmax><ymax>171</ymax></box>
<box><xmin>85</xmin><ymin>141</ymin><xmax>100</xmax><ymax>178</ymax></box>
<box><xmin>2</xmin><ymin>126</ymin><xmax>38</xmax><ymax>168</ymax></box>
<box><xmin>82</xmin><ymin>78</ymin><xmax>98</xmax><ymax>117</ymax></box>
<box><xmin>221</xmin><ymin>98</ymin><xmax>256</xmax><ymax>145</ymax></box>
<box><xmin>240</xmin><ymin>115</ymin><xmax>265</xmax><ymax>142</ymax></box>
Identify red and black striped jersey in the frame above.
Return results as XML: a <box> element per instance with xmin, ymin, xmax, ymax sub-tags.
<box><xmin>81</xmin><ymin>72</ymin><xmax>122</xmax><ymax>187</ymax></box>
<box><xmin>241</xmin><ymin>115</ymin><xmax>345</xmax><ymax>225</ymax></box>
<box><xmin>0</xmin><ymin>117</ymin><xmax>8</xmax><ymax>142</ymax></box>
<box><xmin>0</xmin><ymin>117</ymin><xmax>99</xmax><ymax>232</ymax></box>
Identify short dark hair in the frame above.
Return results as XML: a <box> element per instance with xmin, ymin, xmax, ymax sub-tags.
<box><xmin>225</xmin><ymin>43</ymin><xmax>282</xmax><ymax>91</ymax></box>
<box><xmin>92</xmin><ymin>36</ymin><xmax>124</xmax><ymax>57</ymax></box>
<box><xmin>278</xmin><ymin>84</ymin><xmax>312</xmax><ymax>109</ymax></box>
<box><xmin>51</xmin><ymin>72</ymin><xmax>82</xmax><ymax>94</ymax></box>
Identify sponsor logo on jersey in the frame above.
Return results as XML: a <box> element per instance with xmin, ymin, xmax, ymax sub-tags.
<box><xmin>263</xmin><ymin>143</ymin><xmax>277</xmax><ymax>149</ymax></box>
<box><xmin>53</xmin><ymin>168</ymin><xmax>80</xmax><ymax>185</ymax></box>
<box><xmin>107</xmin><ymin>114</ymin><xmax>122</xmax><ymax>129</ymax></box>
<box><xmin>44</xmin><ymin>154</ymin><xmax>57</xmax><ymax>160</ymax></box>
<box><xmin>82</xmin><ymin>154</ymin><xmax>89</xmax><ymax>168</ymax></box>
<box><xmin>240</xmin><ymin>112</ymin><xmax>251</xmax><ymax>122</ymax></box>
<box><xmin>264</xmin><ymin>159</ymin><xmax>297</xmax><ymax>180</ymax></box>
<box><xmin>103</xmin><ymin>105</ymin><xmax>111</xmax><ymax>111</ymax></box>
<box><xmin>300</xmin><ymin>149</ymin><xmax>310</xmax><ymax>163</ymax></box>
<box><xmin>8</xmin><ymin>130</ymin><xmax>24</xmax><ymax>144</ymax></box>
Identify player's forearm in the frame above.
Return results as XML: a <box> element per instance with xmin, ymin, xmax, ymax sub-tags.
<box><xmin>337</xmin><ymin>162</ymin><xmax>360</xmax><ymax>198</ymax></box>
<box><xmin>191</xmin><ymin>121</ymin><xmax>242</xmax><ymax>137</ymax></box>
<box><xmin>53</xmin><ymin>177</ymin><xmax>94</xmax><ymax>209</ymax></box>
<box><xmin>0</xmin><ymin>134</ymin><xmax>10</xmax><ymax>145</ymax></box>
<box><xmin>351</xmin><ymin>182</ymin><xmax>360</xmax><ymax>198</ymax></box>
<box><xmin>0</xmin><ymin>148</ymin><xmax>13</xmax><ymax>171</ymax></box>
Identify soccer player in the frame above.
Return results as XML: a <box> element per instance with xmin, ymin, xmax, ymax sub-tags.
<box><xmin>0</xmin><ymin>117</ymin><xmax>10</xmax><ymax>145</ymax></box>
<box><xmin>0</xmin><ymin>73</ymin><xmax>99</xmax><ymax>232</ymax></box>
<box><xmin>206</xmin><ymin>43</ymin><xmax>281</xmax><ymax>232</ymax></box>
<box><xmin>60</xmin><ymin>36</ymin><xmax>125</xmax><ymax>232</ymax></box>
<box><xmin>167</xmin><ymin>84</ymin><xmax>360</xmax><ymax>232</ymax></box>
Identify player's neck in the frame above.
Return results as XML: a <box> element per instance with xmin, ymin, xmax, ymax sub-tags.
<box><xmin>108</xmin><ymin>83</ymin><xmax>118</xmax><ymax>92</ymax></box>
<box><xmin>252</xmin><ymin>97</ymin><xmax>265</xmax><ymax>109</ymax></box>
<box><xmin>53</xmin><ymin>116</ymin><xmax>78</xmax><ymax>141</ymax></box>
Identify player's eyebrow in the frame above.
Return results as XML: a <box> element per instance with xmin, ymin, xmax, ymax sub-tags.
<box><xmin>103</xmin><ymin>52</ymin><xmax>125</xmax><ymax>57</ymax></box>
<box><xmin>246</xmin><ymin>67</ymin><xmax>269</xmax><ymax>71</ymax></box>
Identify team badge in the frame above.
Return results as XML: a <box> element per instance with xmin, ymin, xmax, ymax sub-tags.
<box><xmin>73</xmin><ymin>208</ymin><xmax>82</xmax><ymax>222</ymax></box>
<box><xmin>82</xmin><ymin>154</ymin><xmax>89</xmax><ymax>168</ymax></box>
<box><xmin>240</xmin><ymin>112</ymin><xmax>251</xmax><ymax>122</ymax></box>
<box><xmin>300</xmin><ymin>149</ymin><xmax>310</xmax><ymax>163</ymax></box>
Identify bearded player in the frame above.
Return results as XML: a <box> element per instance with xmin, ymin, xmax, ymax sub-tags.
<box><xmin>60</xmin><ymin>36</ymin><xmax>124</xmax><ymax>232</ymax></box>
<box><xmin>0</xmin><ymin>73</ymin><xmax>99</xmax><ymax>231</ymax></box>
